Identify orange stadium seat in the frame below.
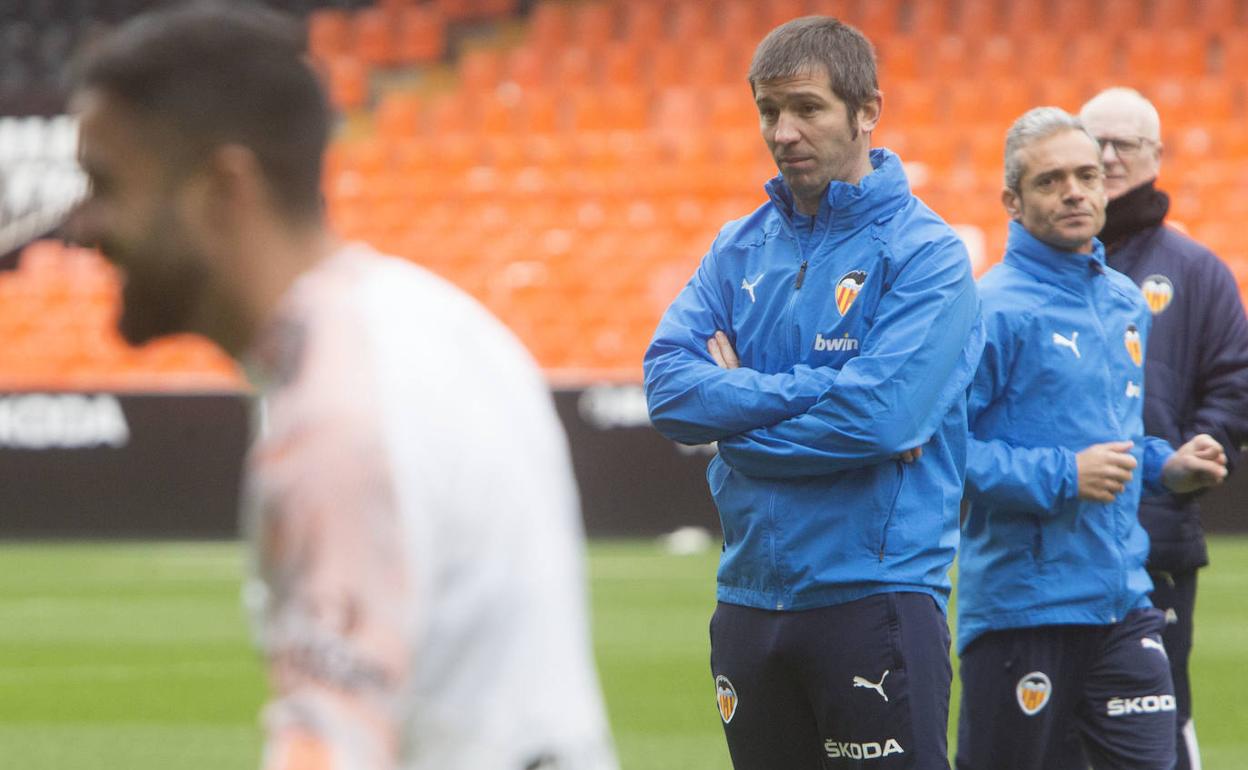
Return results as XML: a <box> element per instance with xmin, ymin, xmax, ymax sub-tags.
<box><xmin>1034</xmin><ymin>79</ymin><xmax>1095</xmax><ymax>112</ymax></box>
<box><xmin>503</xmin><ymin>45</ymin><xmax>545</xmax><ymax>90</ymax></box>
<box><xmin>1197</xmin><ymin>0</ymin><xmax>1241</xmax><ymax>31</ymax></box>
<box><xmin>852</xmin><ymin>0</ymin><xmax>901</xmax><ymax>39</ymax></box>
<box><xmin>1126</xmin><ymin>29</ymin><xmax>1209</xmax><ymax>80</ymax></box>
<box><xmin>396</xmin><ymin>4</ymin><xmax>446</xmax><ymax>63</ymax></box>
<box><xmin>806</xmin><ymin>0</ymin><xmax>852</xmax><ymax>19</ymax></box>
<box><xmin>1218</xmin><ymin>30</ymin><xmax>1248</xmax><ymax>76</ymax></box>
<box><xmin>621</xmin><ymin>0</ymin><xmax>664</xmax><ymax>43</ymax></box>
<box><xmin>958</xmin><ymin>0</ymin><xmax>1001</xmax><ymax>35</ymax></box>
<box><xmin>1069</xmin><ymin>33</ymin><xmax>1119</xmax><ymax>81</ymax></box>
<box><xmin>475</xmin><ymin>92</ymin><xmax>517</xmax><ymax>136</ymax></box>
<box><xmin>1000</xmin><ymin>0</ymin><xmax>1049</xmax><ymax>37</ymax></box>
<box><xmin>1150</xmin><ymin>0</ymin><xmax>1195</xmax><ymax>30</ymax></box>
<box><xmin>1051</xmin><ymin>0</ymin><xmax>1100</xmax><ymax>31</ymax></box>
<box><xmin>1099</xmin><ymin>0</ymin><xmax>1145</xmax><ymax>30</ymax></box>
<box><xmin>887</xmin><ymin>80</ymin><xmax>940</xmax><ymax>126</ymax></box>
<box><xmin>761</xmin><ymin>0</ymin><xmax>807</xmax><ymax>33</ymax></box>
<box><xmin>529</xmin><ymin>1</ymin><xmax>572</xmax><ymax>50</ymax></box>
<box><xmin>601</xmin><ymin>41</ymin><xmax>643</xmax><ymax>88</ymax></box>
<box><xmin>671</xmin><ymin>2</ymin><xmax>712</xmax><ymax>42</ymax></box>
<box><xmin>352</xmin><ymin>7</ymin><xmax>398</xmax><ymax>67</ymax></box>
<box><xmin>907</xmin><ymin>0</ymin><xmax>952</xmax><ymax>36</ymax></box>
<box><xmin>459</xmin><ymin>48</ymin><xmax>504</xmax><ymax>96</ymax></box>
<box><xmin>686</xmin><ymin>42</ymin><xmax>732</xmax><ymax>88</ymax></box>
<box><xmin>646</xmin><ymin>41</ymin><xmax>685</xmax><ymax>88</ymax></box>
<box><xmin>324</xmin><ymin>55</ymin><xmax>369</xmax><ymax>111</ymax></box>
<box><xmin>306</xmin><ymin>8</ymin><xmax>351</xmax><ymax>63</ymax></box>
<box><xmin>553</xmin><ymin>46</ymin><xmax>594</xmax><ymax>89</ymax></box>
<box><xmin>434</xmin><ymin>0</ymin><xmax>473</xmax><ymax>22</ymax></box>
<box><xmin>876</xmin><ymin>35</ymin><xmax>920</xmax><ymax>82</ymax></box>
<box><xmin>474</xmin><ymin>0</ymin><xmax>520</xmax><ymax>18</ymax></box>
<box><xmin>974</xmin><ymin>35</ymin><xmax>1016</xmax><ymax>81</ymax></box>
<box><xmin>929</xmin><ymin>35</ymin><xmax>971</xmax><ymax>80</ymax></box>
<box><xmin>374</xmin><ymin>92</ymin><xmax>422</xmax><ymax>140</ymax></box>
<box><xmin>718</xmin><ymin>0</ymin><xmax>763</xmax><ymax>48</ymax></box>
<box><xmin>573</xmin><ymin>1</ymin><xmax>618</xmax><ymax>49</ymax></box>
<box><xmin>515</xmin><ymin>88</ymin><xmax>561</xmax><ymax>134</ymax></box>
<box><xmin>1015</xmin><ymin>33</ymin><xmax>1068</xmax><ymax>82</ymax></box>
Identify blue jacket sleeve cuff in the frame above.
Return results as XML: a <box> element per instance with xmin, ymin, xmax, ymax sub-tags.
<box><xmin>1142</xmin><ymin>437</ymin><xmax>1175</xmax><ymax>497</ymax></box>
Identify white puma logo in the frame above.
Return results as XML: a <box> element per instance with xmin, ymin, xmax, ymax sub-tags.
<box><xmin>1141</xmin><ymin>637</ymin><xmax>1168</xmax><ymax>658</ymax></box>
<box><xmin>1053</xmin><ymin>331</ymin><xmax>1081</xmax><ymax>358</ymax></box>
<box><xmin>742</xmin><ymin>273</ymin><xmax>764</xmax><ymax>303</ymax></box>
<box><xmin>852</xmin><ymin>670</ymin><xmax>889</xmax><ymax>702</ymax></box>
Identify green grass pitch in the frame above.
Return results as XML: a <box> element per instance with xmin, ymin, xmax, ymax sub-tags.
<box><xmin>1</xmin><ymin>537</ymin><xmax>1245</xmax><ymax>768</ymax></box>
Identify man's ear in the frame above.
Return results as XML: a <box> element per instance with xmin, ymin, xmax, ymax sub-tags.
<box><xmin>857</xmin><ymin>92</ymin><xmax>882</xmax><ymax>134</ymax></box>
<box><xmin>175</xmin><ymin>144</ymin><xmax>266</xmax><ymax>254</ymax></box>
<box><xmin>1002</xmin><ymin>187</ymin><xmax>1023</xmax><ymax>222</ymax></box>
<box><xmin>205</xmin><ymin>144</ymin><xmax>267</xmax><ymax>220</ymax></box>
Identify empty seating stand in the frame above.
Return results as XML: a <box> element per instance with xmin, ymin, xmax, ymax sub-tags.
<box><xmin>2</xmin><ymin>0</ymin><xmax>1247</xmax><ymax>386</ymax></box>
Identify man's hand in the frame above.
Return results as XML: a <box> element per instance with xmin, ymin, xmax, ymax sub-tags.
<box><xmin>707</xmin><ymin>330</ymin><xmax>739</xmax><ymax>370</ymax></box>
<box><xmin>896</xmin><ymin>446</ymin><xmax>923</xmax><ymax>463</ymax></box>
<box><xmin>1077</xmin><ymin>441</ymin><xmax>1137</xmax><ymax>502</ymax></box>
<box><xmin>1161</xmin><ymin>434</ymin><xmax>1228</xmax><ymax>494</ymax></box>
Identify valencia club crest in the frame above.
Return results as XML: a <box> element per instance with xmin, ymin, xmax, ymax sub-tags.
<box><xmin>715</xmin><ymin>675</ymin><xmax>738</xmax><ymax>724</ymax></box>
<box><xmin>1124</xmin><ymin>324</ymin><xmax>1143</xmax><ymax>367</ymax></box>
<box><xmin>1141</xmin><ymin>275</ymin><xmax>1173</xmax><ymax>315</ymax></box>
<box><xmin>835</xmin><ymin>270</ymin><xmax>868</xmax><ymax>316</ymax></box>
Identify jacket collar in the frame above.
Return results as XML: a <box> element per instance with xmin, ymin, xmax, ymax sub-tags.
<box><xmin>1003</xmin><ymin>220</ymin><xmax>1107</xmax><ymax>295</ymax></box>
<box><xmin>1100</xmin><ymin>178</ymin><xmax>1169</xmax><ymax>253</ymax></box>
<box><xmin>765</xmin><ymin>148</ymin><xmax>910</xmax><ymax>232</ymax></box>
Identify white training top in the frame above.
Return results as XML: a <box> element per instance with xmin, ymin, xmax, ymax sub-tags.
<box><xmin>242</xmin><ymin>243</ymin><xmax>617</xmax><ymax>770</ymax></box>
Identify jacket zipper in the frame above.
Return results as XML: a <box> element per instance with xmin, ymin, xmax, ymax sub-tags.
<box><xmin>1087</xmin><ymin>275</ymin><xmax>1127</xmax><ymax>620</ymax></box>
<box><xmin>776</xmin><ymin>216</ymin><xmax>808</xmax><ymax>364</ymax></box>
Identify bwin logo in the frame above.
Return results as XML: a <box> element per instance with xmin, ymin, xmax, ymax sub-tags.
<box><xmin>824</xmin><ymin>739</ymin><xmax>904</xmax><ymax>759</ymax></box>
<box><xmin>814</xmin><ymin>333</ymin><xmax>859</xmax><ymax>352</ymax></box>
<box><xmin>1107</xmin><ymin>695</ymin><xmax>1176</xmax><ymax>717</ymax></box>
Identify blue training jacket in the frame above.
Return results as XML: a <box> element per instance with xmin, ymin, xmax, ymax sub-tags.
<box><xmin>644</xmin><ymin>149</ymin><xmax>984</xmax><ymax>613</ymax></box>
<box><xmin>958</xmin><ymin>221</ymin><xmax>1176</xmax><ymax>654</ymax></box>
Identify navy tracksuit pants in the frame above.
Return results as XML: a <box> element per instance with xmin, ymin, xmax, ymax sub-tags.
<box><xmin>710</xmin><ymin>592</ymin><xmax>953</xmax><ymax>769</ymax></box>
<box><xmin>956</xmin><ymin>607</ymin><xmax>1176</xmax><ymax>770</ymax></box>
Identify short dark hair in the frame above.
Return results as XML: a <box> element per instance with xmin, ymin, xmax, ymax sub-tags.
<box><xmin>748</xmin><ymin>16</ymin><xmax>879</xmax><ymax>122</ymax></box>
<box><xmin>73</xmin><ymin>1</ymin><xmax>330</xmax><ymax>221</ymax></box>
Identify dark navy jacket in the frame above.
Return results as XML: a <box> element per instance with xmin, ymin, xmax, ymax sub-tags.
<box><xmin>1106</xmin><ymin>221</ymin><xmax>1248</xmax><ymax>571</ymax></box>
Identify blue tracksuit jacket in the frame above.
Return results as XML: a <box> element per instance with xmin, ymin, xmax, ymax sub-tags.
<box><xmin>958</xmin><ymin>221</ymin><xmax>1176</xmax><ymax>654</ymax></box>
<box><xmin>644</xmin><ymin>149</ymin><xmax>984</xmax><ymax>612</ymax></box>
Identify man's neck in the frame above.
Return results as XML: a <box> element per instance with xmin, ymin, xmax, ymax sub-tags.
<box><xmin>218</xmin><ymin>220</ymin><xmax>336</xmax><ymax>357</ymax></box>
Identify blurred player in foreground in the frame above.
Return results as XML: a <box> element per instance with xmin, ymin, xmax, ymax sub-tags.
<box><xmin>645</xmin><ymin>16</ymin><xmax>983</xmax><ymax>769</ymax></box>
<box><xmin>68</xmin><ymin>4</ymin><xmax>617</xmax><ymax>769</ymax></box>
<box><xmin>955</xmin><ymin>107</ymin><xmax>1227</xmax><ymax>770</ymax></box>
<box><xmin>1081</xmin><ymin>87</ymin><xmax>1248</xmax><ymax>770</ymax></box>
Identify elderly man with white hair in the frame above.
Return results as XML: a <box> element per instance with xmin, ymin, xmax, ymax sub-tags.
<box><xmin>1080</xmin><ymin>87</ymin><xmax>1248</xmax><ymax>770</ymax></box>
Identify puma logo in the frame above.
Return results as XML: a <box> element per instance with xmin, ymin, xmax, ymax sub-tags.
<box><xmin>1141</xmin><ymin>637</ymin><xmax>1168</xmax><ymax>657</ymax></box>
<box><xmin>1053</xmin><ymin>331</ymin><xmax>1081</xmax><ymax>358</ymax></box>
<box><xmin>741</xmin><ymin>273</ymin><xmax>763</xmax><ymax>303</ymax></box>
<box><xmin>852</xmin><ymin>670</ymin><xmax>889</xmax><ymax>702</ymax></box>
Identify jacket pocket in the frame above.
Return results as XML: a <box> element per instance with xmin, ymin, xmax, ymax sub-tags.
<box><xmin>875</xmin><ymin>461</ymin><xmax>907</xmax><ymax>560</ymax></box>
